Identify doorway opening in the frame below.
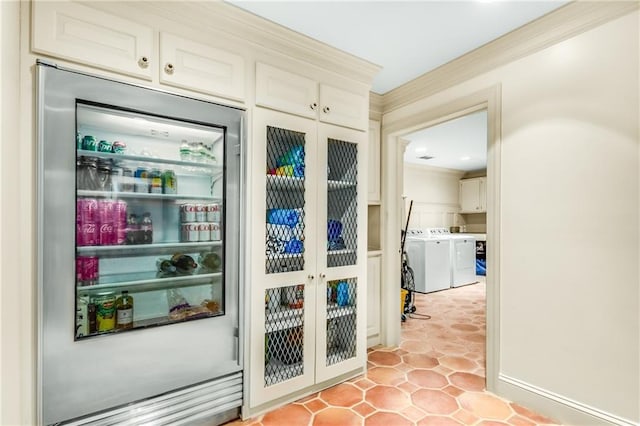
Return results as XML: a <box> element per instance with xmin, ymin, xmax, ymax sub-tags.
<box><xmin>399</xmin><ymin>108</ymin><xmax>489</xmax><ymax>387</ymax></box>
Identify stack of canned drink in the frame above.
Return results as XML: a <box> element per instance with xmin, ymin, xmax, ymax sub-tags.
<box><xmin>180</xmin><ymin>203</ymin><xmax>221</xmax><ymax>242</ymax></box>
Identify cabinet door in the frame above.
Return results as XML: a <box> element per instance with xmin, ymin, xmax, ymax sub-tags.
<box><xmin>479</xmin><ymin>177</ymin><xmax>487</xmax><ymax>212</ymax></box>
<box><xmin>368</xmin><ymin>120</ymin><xmax>381</xmax><ymax>203</ymax></box>
<box><xmin>159</xmin><ymin>33</ymin><xmax>245</xmax><ymax>102</ymax></box>
<box><xmin>316</xmin><ymin>124</ymin><xmax>367</xmax><ymax>382</ymax></box>
<box><xmin>319</xmin><ymin>84</ymin><xmax>368</xmax><ymax>131</ymax></box>
<box><xmin>459</xmin><ymin>178</ymin><xmax>481</xmax><ymax>213</ymax></box>
<box><xmin>250</xmin><ymin>108</ymin><xmax>318</xmax><ymax>406</ymax></box>
<box><xmin>32</xmin><ymin>2</ymin><xmax>153</xmax><ymax>80</ymax></box>
<box><xmin>366</xmin><ymin>254</ymin><xmax>381</xmax><ymax>347</ymax></box>
<box><xmin>255</xmin><ymin>63</ymin><xmax>318</xmax><ymax>120</ymax></box>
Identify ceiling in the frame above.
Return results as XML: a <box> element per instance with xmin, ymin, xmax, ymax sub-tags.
<box><xmin>227</xmin><ymin>0</ymin><xmax>567</xmax><ymax>171</ymax></box>
<box><xmin>227</xmin><ymin>0</ymin><xmax>567</xmax><ymax>94</ymax></box>
<box><xmin>403</xmin><ymin>110</ymin><xmax>487</xmax><ymax>172</ymax></box>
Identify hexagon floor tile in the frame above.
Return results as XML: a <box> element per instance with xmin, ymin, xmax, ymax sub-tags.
<box><xmin>225</xmin><ymin>278</ymin><xmax>563</xmax><ymax>426</ymax></box>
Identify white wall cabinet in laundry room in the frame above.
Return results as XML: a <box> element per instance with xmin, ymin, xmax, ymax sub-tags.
<box><xmin>255</xmin><ymin>62</ymin><xmax>369</xmax><ymax>131</ymax></box>
<box><xmin>459</xmin><ymin>177</ymin><xmax>487</xmax><ymax>213</ymax></box>
<box><xmin>249</xmin><ymin>107</ymin><xmax>367</xmax><ymax>409</ymax></box>
<box><xmin>32</xmin><ymin>2</ymin><xmax>245</xmax><ymax>102</ymax></box>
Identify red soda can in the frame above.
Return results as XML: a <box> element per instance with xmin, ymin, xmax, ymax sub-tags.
<box><xmin>98</xmin><ymin>222</ymin><xmax>115</xmax><ymax>246</ymax></box>
<box><xmin>115</xmin><ymin>223</ymin><xmax>127</xmax><ymax>245</ymax></box>
<box><xmin>77</xmin><ymin>198</ymin><xmax>98</xmax><ymax>224</ymax></box>
<box><xmin>76</xmin><ymin>257</ymin><xmax>84</xmax><ymax>283</ymax></box>
<box><xmin>114</xmin><ymin>200</ymin><xmax>128</xmax><ymax>225</ymax></box>
<box><xmin>83</xmin><ymin>256</ymin><xmax>99</xmax><ymax>284</ymax></box>
<box><xmin>97</xmin><ymin>200</ymin><xmax>115</xmax><ymax>225</ymax></box>
<box><xmin>79</xmin><ymin>222</ymin><xmax>97</xmax><ymax>246</ymax></box>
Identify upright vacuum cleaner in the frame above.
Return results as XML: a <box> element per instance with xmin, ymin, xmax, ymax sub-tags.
<box><xmin>401</xmin><ymin>200</ymin><xmax>416</xmax><ymax>321</ymax></box>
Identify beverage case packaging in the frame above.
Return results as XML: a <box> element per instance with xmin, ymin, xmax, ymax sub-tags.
<box><xmin>180</xmin><ymin>204</ymin><xmax>196</xmax><ymax>222</ymax></box>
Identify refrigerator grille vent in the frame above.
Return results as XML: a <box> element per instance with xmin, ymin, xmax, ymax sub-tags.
<box><xmin>56</xmin><ymin>372</ymin><xmax>243</xmax><ymax>426</ymax></box>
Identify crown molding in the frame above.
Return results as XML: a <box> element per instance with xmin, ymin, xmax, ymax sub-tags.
<box><xmin>381</xmin><ymin>1</ymin><xmax>639</xmax><ymax>113</ymax></box>
<box><xmin>404</xmin><ymin>162</ymin><xmax>466</xmax><ymax>176</ymax></box>
<box><xmin>369</xmin><ymin>92</ymin><xmax>384</xmax><ymax>121</ymax></box>
<box><xmin>126</xmin><ymin>1</ymin><xmax>381</xmax><ymax>86</ymax></box>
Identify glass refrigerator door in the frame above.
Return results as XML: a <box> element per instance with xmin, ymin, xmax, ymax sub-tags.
<box><xmin>75</xmin><ymin>102</ymin><xmax>226</xmax><ymax>338</ymax></box>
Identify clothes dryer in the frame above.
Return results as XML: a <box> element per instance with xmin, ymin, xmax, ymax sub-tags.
<box><xmin>405</xmin><ymin>229</ymin><xmax>452</xmax><ymax>293</ymax></box>
<box><xmin>425</xmin><ymin>228</ymin><xmax>477</xmax><ymax>288</ymax></box>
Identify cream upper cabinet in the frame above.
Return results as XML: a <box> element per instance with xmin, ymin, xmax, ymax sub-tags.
<box><xmin>256</xmin><ymin>62</ymin><xmax>368</xmax><ymax>131</ymax></box>
<box><xmin>32</xmin><ymin>1</ymin><xmax>154</xmax><ymax>80</ymax></box>
<box><xmin>159</xmin><ymin>33</ymin><xmax>245</xmax><ymax>101</ymax></box>
<box><xmin>318</xmin><ymin>84</ymin><xmax>368</xmax><ymax>130</ymax></box>
<box><xmin>368</xmin><ymin>119</ymin><xmax>381</xmax><ymax>203</ymax></box>
<box><xmin>459</xmin><ymin>177</ymin><xmax>487</xmax><ymax>213</ymax></box>
<box><xmin>255</xmin><ymin>63</ymin><xmax>318</xmax><ymax>120</ymax></box>
<box><xmin>32</xmin><ymin>3</ymin><xmax>246</xmax><ymax>102</ymax></box>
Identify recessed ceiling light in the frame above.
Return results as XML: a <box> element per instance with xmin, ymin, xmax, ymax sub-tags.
<box><xmin>460</xmin><ymin>156</ymin><xmax>471</xmax><ymax>161</ymax></box>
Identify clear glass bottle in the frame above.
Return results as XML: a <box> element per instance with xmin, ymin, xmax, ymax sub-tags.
<box><xmin>179</xmin><ymin>139</ymin><xmax>191</xmax><ymax>161</ymax></box>
<box><xmin>140</xmin><ymin>212</ymin><xmax>153</xmax><ymax>244</ymax></box>
<box><xmin>115</xmin><ymin>290</ymin><xmax>134</xmax><ymax>329</ymax></box>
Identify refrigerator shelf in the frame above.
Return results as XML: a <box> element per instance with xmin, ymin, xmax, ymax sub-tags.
<box><xmin>77</xmin><ymin>190</ymin><xmax>221</xmax><ymax>202</ymax></box>
<box><xmin>77</xmin><ymin>241</ymin><xmax>222</xmax><ymax>257</ymax></box>
<box><xmin>76</xmin><ymin>272</ymin><xmax>221</xmax><ymax>294</ymax></box>
<box><xmin>77</xmin><ymin>149</ymin><xmax>221</xmax><ymax>173</ymax></box>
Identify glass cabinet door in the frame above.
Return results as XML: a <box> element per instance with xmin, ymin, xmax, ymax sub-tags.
<box><xmin>74</xmin><ymin>102</ymin><xmax>227</xmax><ymax>338</ymax></box>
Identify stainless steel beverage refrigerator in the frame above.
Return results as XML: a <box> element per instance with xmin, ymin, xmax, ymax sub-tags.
<box><xmin>36</xmin><ymin>61</ymin><xmax>244</xmax><ymax>425</ymax></box>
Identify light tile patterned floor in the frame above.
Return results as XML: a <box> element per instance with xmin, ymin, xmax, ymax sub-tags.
<box><xmin>229</xmin><ymin>279</ymin><xmax>561</xmax><ymax>425</ymax></box>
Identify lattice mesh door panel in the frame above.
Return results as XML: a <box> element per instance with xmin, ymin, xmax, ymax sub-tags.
<box><xmin>325</xmin><ymin>277</ymin><xmax>357</xmax><ymax>366</ymax></box>
<box><xmin>327</xmin><ymin>138</ymin><xmax>357</xmax><ymax>268</ymax></box>
<box><xmin>264</xmin><ymin>284</ymin><xmax>305</xmax><ymax>386</ymax></box>
<box><xmin>265</xmin><ymin>126</ymin><xmax>306</xmax><ymax>274</ymax></box>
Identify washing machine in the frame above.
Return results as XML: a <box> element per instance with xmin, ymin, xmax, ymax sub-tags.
<box><xmin>425</xmin><ymin>228</ymin><xmax>477</xmax><ymax>288</ymax></box>
<box><xmin>405</xmin><ymin>229</ymin><xmax>452</xmax><ymax>293</ymax></box>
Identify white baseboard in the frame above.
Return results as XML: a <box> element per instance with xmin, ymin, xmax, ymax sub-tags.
<box><xmin>497</xmin><ymin>374</ymin><xmax>637</xmax><ymax>426</ymax></box>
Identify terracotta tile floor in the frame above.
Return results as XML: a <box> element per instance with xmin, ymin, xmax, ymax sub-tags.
<box><xmin>229</xmin><ymin>279</ymin><xmax>561</xmax><ymax>426</ymax></box>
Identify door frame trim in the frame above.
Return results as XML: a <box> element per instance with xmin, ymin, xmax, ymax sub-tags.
<box><xmin>379</xmin><ymin>84</ymin><xmax>502</xmax><ymax>392</ymax></box>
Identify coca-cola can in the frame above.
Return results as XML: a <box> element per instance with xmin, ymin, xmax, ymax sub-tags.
<box><xmin>180</xmin><ymin>204</ymin><xmax>196</xmax><ymax>222</ymax></box>
<box><xmin>78</xmin><ymin>222</ymin><xmax>97</xmax><ymax>246</ymax></box>
<box><xmin>197</xmin><ymin>222</ymin><xmax>210</xmax><ymax>242</ymax></box>
<box><xmin>115</xmin><ymin>223</ymin><xmax>127</xmax><ymax>245</ymax></box>
<box><xmin>206</xmin><ymin>203</ymin><xmax>220</xmax><ymax>222</ymax></box>
<box><xmin>77</xmin><ymin>198</ymin><xmax>98</xmax><ymax>224</ymax></box>
<box><xmin>76</xmin><ymin>256</ymin><xmax>99</xmax><ymax>286</ymax></box>
<box><xmin>181</xmin><ymin>223</ymin><xmax>199</xmax><ymax>242</ymax></box>
<box><xmin>98</xmin><ymin>222</ymin><xmax>115</xmax><ymax>246</ymax></box>
<box><xmin>114</xmin><ymin>200</ymin><xmax>128</xmax><ymax>225</ymax></box>
<box><xmin>210</xmin><ymin>222</ymin><xmax>221</xmax><ymax>241</ymax></box>
<box><xmin>195</xmin><ymin>204</ymin><xmax>206</xmax><ymax>222</ymax></box>
<box><xmin>97</xmin><ymin>199</ymin><xmax>115</xmax><ymax>225</ymax></box>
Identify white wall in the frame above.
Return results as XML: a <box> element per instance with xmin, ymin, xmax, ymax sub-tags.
<box><xmin>385</xmin><ymin>10</ymin><xmax>639</xmax><ymax>425</ymax></box>
<box><xmin>402</xmin><ymin>163</ymin><xmax>463</xmax><ymax>230</ymax></box>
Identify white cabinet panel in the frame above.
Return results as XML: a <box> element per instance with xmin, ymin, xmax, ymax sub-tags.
<box><xmin>32</xmin><ymin>1</ymin><xmax>153</xmax><ymax>80</ymax></box>
<box><xmin>368</xmin><ymin>120</ymin><xmax>381</xmax><ymax>203</ymax></box>
<box><xmin>367</xmin><ymin>254</ymin><xmax>381</xmax><ymax>347</ymax></box>
<box><xmin>255</xmin><ymin>63</ymin><xmax>317</xmax><ymax>119</ymax></box>
<box><xmin>319</xmin><ymin>84</ymin><xmax>368</xmax><ymax>131</ymax></box>
<box><xmin>459</xmin><ymin>177</ymin><xmax>486</xmax><ymax>213</ymax></box>
<box><xmin>160</xmin><ymin>32</ymin><xmax>245</xmax><ymax>102</ymax></box>
<box><xmin>255</xmin><ymin>63</ymin><xmax>369</xmax><ymax>131</ymax></box>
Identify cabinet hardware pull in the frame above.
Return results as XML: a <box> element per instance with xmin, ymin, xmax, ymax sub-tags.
<box><xmin>138</xmin><ymin>56</ymin><xmax>149</xmax><ymax>69</ymax></box>
<box><xmin>322</xmin><ymin>106</ymin><xmax>330</xmax><ymax>114</ymax></box>
<box><xmin>308</xmin><ymin>275</ymin><xmax>314</xmax><ymax>280</ymax></box>
<box><xmin>309</xmin><ymin>102</ymin><xmax>318</xmax><ymax>111</ymax></box>
<box><xmin>164</xmin><ymin>63</ymin><xmax>175</xmax><ymax>75</ymax></box>
<box><xmin>319</xmin><ymin>273</ymin><xmax>326</xmax><ymax>279</ymax></box>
